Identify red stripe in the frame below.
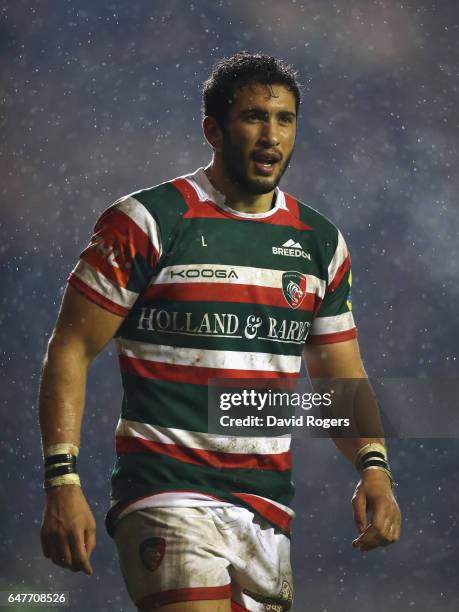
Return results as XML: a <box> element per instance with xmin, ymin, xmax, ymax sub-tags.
<box><xmin>265</xmin><ymin>208</ymin><xmax>311</xmax><ymax>230</ymax></box>
<box><xmin>68</xmin><ymin>274</ymin><xmax>129</xmax><ymax>317</ymax></box>
<box><xmin>183</xmin><ymin>199</ymin><xmax>228</xmax><ymax>219</ymax></box>
<box><xmin>231</xmin><ymin>601</ymin><xmax>251</xmax><ymax>612</ymax></box>
<box><xmin>312</xmin><ymin>295</ymin><xmax>323</xmax><ymax>317</ymax></box>
<box><xmin>116</xmin><ymin>436</ymin><xmax>292</xmax><ymax>471</ymax></box>
<box><xmin>307</xmin><ymin>327</ymin><xmax>357</xmax><ymax>345</ymax></box>
<box><xmin>284</xmin><ymin>192</ymin><xmax>300</xmax><ymax>216</ymax></box>
<box><xmin>170</xmin><ymin>178</ymin><xmax>200</xmax><ymax>209</ymax></box>
<box><xmin>142</xmin><ymin>282</ymin><xmax>315</xmax><ymax>311</ymax></box>
<box><xmin>278</xmin><ymin>192</ymin><xmax>313</xmax><ymax>230</ymax></box>
<box><xmin>232</xmin><ymin>493</ymin><xmax>292</xmax><ymax>533</ymax></box>
<box><xmin>119</xmin><ymin>355</ymin><xmax>299</xmax><ymax>384</ymax></box>
<box><xmin>328</xmin><ymin>255</ymin><xmax>350</xmax><ymax>292</ymax></box>
<box><xmin>170</xmin><ymin>180</ymin><xmax>313</xmax><ymax>232</ymax></box>
<box><xmin>137</xmin><ymin>584</ymin><xmax>231</xmax><ymax>610</ymax></box>
<box><xmin>175</xmin><ymin>185</ymin><xmax>313</xmax><ymax>230</ymax></box>
<box><xmin>81</xmin><ymin>208</ymin><xmax>158</xmax><ymax>288</ymax></box>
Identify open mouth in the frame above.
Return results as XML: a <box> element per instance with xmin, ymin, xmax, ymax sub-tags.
<box><xmin>252</xmin><ymin>151</ymin><xmax>281</xmax><ymax>175</ymax></box>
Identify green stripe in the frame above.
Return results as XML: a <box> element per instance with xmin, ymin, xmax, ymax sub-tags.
<box><xmin>125</xmin><ymin>253</ymin><xmax>154</xmax><ymax>293</ymax></box>
<box><xmin>297</xmin><ymin>198</ymin><xmax>340</xmax><ymax>266</ymax></box>
<box><xmin>119</xmin><ymin>302</ymin><xmax>310</xmax><ymax>355</ymax></box>
<box><xmin>121</xmin><ymin>374</ymin><xmax>208</xmax><ymax>431</ymax></box>
<box><xmin>316</xmin><ymin>269</ymin><xmax>352</xmax><ymax>317</ymax></box>
<box><xmin>111</xmin><ymin>452</ymin><xmax>294</xmax><ymax>507</ymax></box>
<box><xmin>155</xmin><ymin>216</ymin><xmax>327</xmax><ymax>274</ymax></box>
<box><xmin>133</xmin><ymin>183</ymin><xmax>188</xmax><ymax>242</ymax></box>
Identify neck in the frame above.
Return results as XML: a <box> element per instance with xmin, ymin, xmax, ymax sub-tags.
<box><xmin>204</xmin><ymin>157</ymin><xmax>276</xmax><ymax>214</ymax></box>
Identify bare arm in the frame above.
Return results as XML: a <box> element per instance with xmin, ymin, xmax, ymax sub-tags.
<box><xmin>39</xmin><ymin>285</ymin><xmax>125</xmax><ymax>574</ymax></box>
<box><xmin>303</xmin><ymin>339</ymin><xmax>401</xmax><ymax>551</ymax></box>
<box><xmin>304</xmin><ymin>338</ymin><xmax>384</xmax><ymax>462</ymax></box>
<box><xmin>39</xmin><ymin>285</ymin><xmax>124</xmax><ymax>447</ymax></box>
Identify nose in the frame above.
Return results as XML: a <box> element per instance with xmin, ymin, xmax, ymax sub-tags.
<box><xmin>259</xmin><ymin>118</ymin><xmax>280</xmax><ymax>147</ymax></box>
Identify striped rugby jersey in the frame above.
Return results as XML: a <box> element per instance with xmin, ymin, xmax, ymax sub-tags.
<box><xmin>68</xmin><ymin>167</ymin><xmax>357</xmax><ymax>537</ymax></box>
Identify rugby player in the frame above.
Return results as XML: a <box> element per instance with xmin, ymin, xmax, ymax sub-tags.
<box><xmin>39</xmin><ymin>52</ymin><xmax>401</xmax><ymax>611</ymax></box>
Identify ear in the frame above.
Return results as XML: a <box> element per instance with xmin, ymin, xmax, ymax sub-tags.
<box><xmin>203</xmin><ymin>116</ymin><xmax>223</xmax><ymax>151</ymax></box>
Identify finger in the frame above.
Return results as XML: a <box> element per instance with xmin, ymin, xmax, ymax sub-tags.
<box><xmin>384</xmin><ymin>524</ymin><xmax>397</xmax><ymax>543</ymax></box>
<box><xmin>356</xmin><ymin>531</ymin><xmax>393</xmax><ymax>551</ymax></box>
<box><xmin>352</xmin><ymin>525</ymin><xmax>386</xmax><ymax>551</ymax></box>
<box><xmin>352</xmin><ymin>490</ymin><xmax>367</xmax><ymax>533</ymax></box>
<box><xmin>373</xmin><ymin>499</ymin><xmax>402</xmax><ymax>541</ymax></box>
<box><xmin>85</xmin><ymin>526</ymin><xmax>96</xmax><ymax>557</ymax></box>
<box><xmin>40</xmin><ymin>527</ymin><xmax>53</xmax><ymax>559</ymax></box>
<box><xmin>49</xmin><ymin>535</ymin><xmax>74</xmax><ymax>569</ymax></box>
<box><xmin>354</xmin><ymin>508</ymin><xmax>402</xmax><ymax>550</ymax></box>
<box><xmin>366</xmin><ymin>503</ymin><xmax>400</xmax><ymax>546</ymax></box>
<box><xmin>379</xmin><ymin>515</ymin><xmax>393</xmax><ymax>540</ymax></box>
<box><xmin>68</xmin><ymin>530</ymin><xmax>93</xmax><ymax>575</ymax></box>
<box><xmin>391</xmin><ymin>508</ymin><xmax>402</xmax><ymax>542</ymax></box>
<box><xmin>386</xmin><ymin>522</ymin><xmax>401</xmax><ymax>543</ymax></box>
<box><xmin>370</xmin><ymin>501</ymin><xmax>392</xmax><ymax>535</ymax></box>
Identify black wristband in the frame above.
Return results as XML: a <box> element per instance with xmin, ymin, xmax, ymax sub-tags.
<box><xmin>44</xmin><ymin>464</ymin><xmax>78</xmax><ymax>479</ymax></box>
<box><xmin>360</xmin><ymin>459</ymin><xmax>390</xmax><ymax>471</ymax></box>
<box><xmin>44</xmin><ymin>454</ymin><xmax>77</xmax><ymax>468</ymax></box>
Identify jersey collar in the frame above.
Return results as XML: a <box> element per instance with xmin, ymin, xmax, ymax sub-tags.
<box><xmin>184</xmin><ymin>167</ymin><xmax>288</xmax><ymax>219</ymax></box>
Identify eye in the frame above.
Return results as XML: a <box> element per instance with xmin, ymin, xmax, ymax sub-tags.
<box><xmin>278</xmin><ymin>114</ymin><xmax>294</xmax><ymax>125</ymax></box>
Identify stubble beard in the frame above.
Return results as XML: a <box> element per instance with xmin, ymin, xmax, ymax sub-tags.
<box><xmin>221</xmin><ymin>133</ymin><xmax>293</xmax><ymax>195</ymax></box>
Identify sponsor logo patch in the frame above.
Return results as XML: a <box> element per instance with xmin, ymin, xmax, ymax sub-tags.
<box><xmin>139</xmin><ymin>537</ymin><xmax>166</xmax><ymax>572</ymax></box>
<box><xmin>282</xmin><ymin>272</ymin><xmax>307</xmax><ymax>309</ymax></box>
<box><xmin>272</xmin><ymin>238</ymin><xmax>311</xmax><ymax>260</ymax></box>
<box><xmin>170</xmin><ymin>268</ymin><xmax>238</xmax><ymax>279</ymax></box>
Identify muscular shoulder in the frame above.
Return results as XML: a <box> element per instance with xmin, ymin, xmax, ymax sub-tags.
<box><xmin>283</xmin><ymin>191</ymin><xmax>345</xmax><ymax>264</ymax></box>
<box><xmin>126</xmin><ymin>177</ymin><xmax>189</xmax><ymax>238</ymax></box>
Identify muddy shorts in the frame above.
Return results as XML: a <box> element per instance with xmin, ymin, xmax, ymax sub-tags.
<box><xmin>114</xmin><ymin>505</ymin><xmax>293</xmax><ymax>611</ymax></box>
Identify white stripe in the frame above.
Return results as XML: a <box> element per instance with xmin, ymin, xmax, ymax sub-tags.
<box><xmin>117</xmin><ymin>338</ymin><xmax>301</xmax><ymax>373</ymax></box>
<box><xmin>276</xmin><ymin>190</ymin><xmax>288</xmax><ymax>210</ymax></box>
<box><xmin>113</xmin><ymin>195</ymin><xmax>162</xmax><ymax>257</ymax></box>
<box><xmin>115</xmin><ymin>494</ymin><xmax>234</xmax><ymax>519</ymax></box>
<box><xmin>309</xmin><ymin>311</ymin><xmax>356</xmax><ymax>335</ymax></box>
<box><xmin>71</xmin><ymin>260</ymin><xmax>138</xmax><ymax>308</ymax></box>
<box><xmin>183</xmin><ymin>175</ymin><xmax>207</xmax><ymax>202</ymax></box>
<box><xmin>152</xmin><ymin>263</ymin><xmax>326</xmax><ymax>297</ymax></box>
<box><xmin>328</xmin><ymin>230</ymin><xmax>348</xmax><ymax>287</ymax></box>
<box><xmin>116</xmin><ymin>418</ymin><xmax>291</xmax><ymax>454</ymax></box>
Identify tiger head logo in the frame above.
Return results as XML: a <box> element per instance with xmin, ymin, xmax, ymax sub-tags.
<box><xmin>282</xmin><ymin>272</ymin><xmax>307</xmax><ymax>309</ymax></box>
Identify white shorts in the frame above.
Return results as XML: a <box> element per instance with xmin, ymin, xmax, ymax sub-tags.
<box><xmin>114</xmin><ymin>505</ymin><xmax>293</xmax><ymax>611</ymax></box>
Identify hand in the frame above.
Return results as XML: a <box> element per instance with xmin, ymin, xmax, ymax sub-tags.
<box><xmin>41</xmin><ymin>485</ymin><xmax>96</xmax><ymax>574</ymax></box>
<box><xmin>351</xmin><ymin>470</ymin><xmax>401</xmax><ymax>552</ymax></box>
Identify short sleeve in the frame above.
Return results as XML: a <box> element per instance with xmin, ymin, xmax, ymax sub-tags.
<box><xmin>68</xmin><ymin>195</ymin><xmax>161</xmax><ymax>316</ymax></box>
<box><xmin>307</xmin><ymin>230</ymin><xmax>357</xmax><ymax>345</ymax></box>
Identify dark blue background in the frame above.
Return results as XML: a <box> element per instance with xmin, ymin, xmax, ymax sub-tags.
<box><xmin>1</xmin><ymin>1</ymin><xmax>458</xmax><ymax>610</ymax></box>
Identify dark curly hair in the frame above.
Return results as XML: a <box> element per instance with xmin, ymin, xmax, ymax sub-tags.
<box><xmin>202</xmin><ymin>52</ymin><xmax>301</xmax><ymax>126</ymax></box>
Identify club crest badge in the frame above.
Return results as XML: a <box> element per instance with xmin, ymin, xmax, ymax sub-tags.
<box><xmin>282</xmin><ymin>272</ymin><xmax>307</xmax><ymax>309</ymax></box>
<box><xmin>139</xmin><ymin>537</ymin><xmax>166</xmax><ymax>572</ymax></box>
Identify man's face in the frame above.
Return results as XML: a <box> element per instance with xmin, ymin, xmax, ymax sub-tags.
<box><xmin>220</xmin><ymin>82</ymin><xmax>297</xmax><ymax>195</ymax></box>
